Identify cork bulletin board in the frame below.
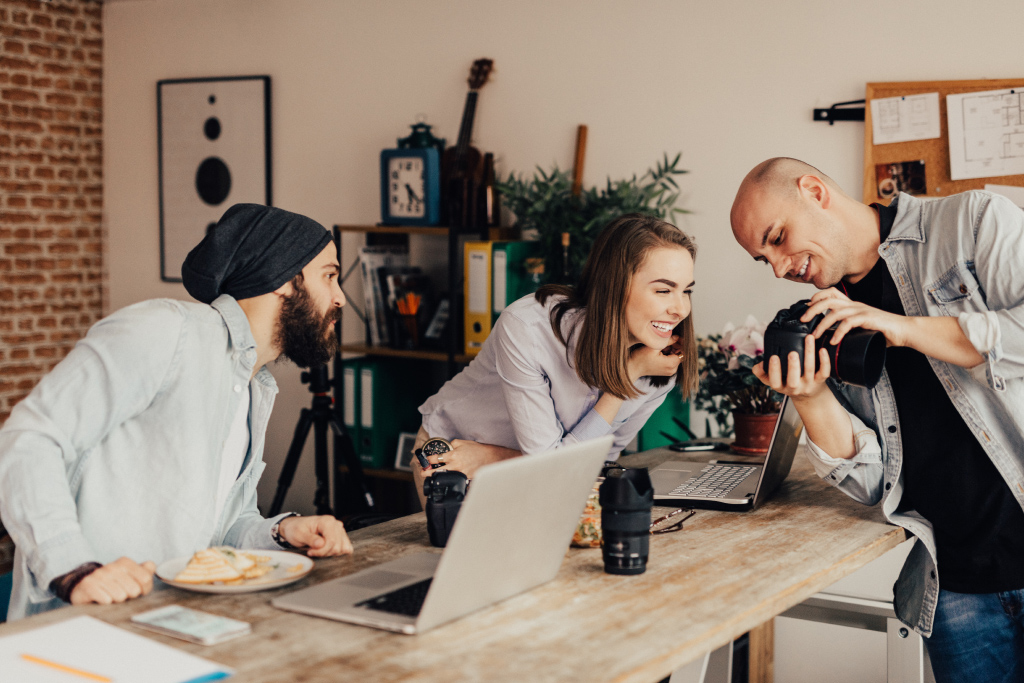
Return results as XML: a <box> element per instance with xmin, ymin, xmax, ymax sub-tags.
<box><xmin>863</xmin><ymin>78</ymin><xmax>1024</xmax><ymax>204</ymax></box>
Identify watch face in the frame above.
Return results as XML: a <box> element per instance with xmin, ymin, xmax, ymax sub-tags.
<box><xmin>388</xmin><ymin>157</ymin><xmax>426</xmax><ymax>219</ymax></box>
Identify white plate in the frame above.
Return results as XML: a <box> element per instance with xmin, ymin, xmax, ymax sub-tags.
<box><xmin>156</xmin><ymin>549</ymin><xmax>314</xmax><ymax>594</ymax></box>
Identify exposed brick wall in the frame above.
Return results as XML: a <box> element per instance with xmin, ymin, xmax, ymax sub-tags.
<box><xmin>0</xmin><ymin>0</ymin><xmax>102</xmax><ymax>424</ymax></box>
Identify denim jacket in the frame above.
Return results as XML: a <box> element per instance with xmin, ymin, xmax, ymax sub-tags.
<box><xmin>0</xmin><ymin>295</ymin><xmax>290</xmax><ymax>620</ymax></box>
<box><xmin>803</xmin><ymin>191</ymin><xmax>1024</xmax><ymax>637</ymax></box>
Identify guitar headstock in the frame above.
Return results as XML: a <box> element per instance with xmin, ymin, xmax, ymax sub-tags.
<box><xmin>467</xmin><ymin>58</ymin><xmax>494</xmax><ymax>91</ymax></box>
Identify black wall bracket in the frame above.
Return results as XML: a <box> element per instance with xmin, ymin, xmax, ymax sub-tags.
<box><xmin>813</xmin><ymin>99</ymin><xmax>866</xmax><ymax>125</ymax></box>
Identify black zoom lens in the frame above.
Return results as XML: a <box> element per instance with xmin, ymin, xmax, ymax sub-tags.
<box><xmin>763</xmin><ymin>300</ymin><xmax>886</xmax><ymax>388</ymax></box>
<box><xmin>600</xmin><ymin>468</ymin><xmax>654</xmax><ymax>575</ymax></box>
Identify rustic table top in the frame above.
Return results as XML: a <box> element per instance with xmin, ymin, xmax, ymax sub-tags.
<box><xmin>0</xmin><ymin>448</ymin><xmax>906</xmax><ymax>683</ymax></box>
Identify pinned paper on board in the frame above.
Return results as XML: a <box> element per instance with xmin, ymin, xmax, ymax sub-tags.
<box><xmin>948</xmin><ymin>88</ymin><xmax>1024</xmax><ymax>180</ymax></box>
<box><xmin>870</xmin><ymin>93</ymin><xmax>940</xmax><ymax>145</ymax></box>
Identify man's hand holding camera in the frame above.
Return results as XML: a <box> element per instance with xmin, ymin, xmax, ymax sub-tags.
<box><xmin>803</xmin><ymin>288</ymin><xmax>909</xmax><ymax>348</ymax></box>
<box><xmin>754</xmin><ymin>331</ymin><xmax>832</xmax><ymax>400</ymax></box>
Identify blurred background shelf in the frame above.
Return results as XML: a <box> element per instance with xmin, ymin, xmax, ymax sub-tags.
<box><xmin>339</xmin><ymin>343</ymin><xmax>472</xmax><ymax>364</ymax></box>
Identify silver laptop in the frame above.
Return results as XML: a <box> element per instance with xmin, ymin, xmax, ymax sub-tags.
<box><xmin>272</xmin><ymin>435</ymin><xmax>612</xmax><ymax>634</ymax></box>
<box><xmin>650</xmin><ymin>397</ymin><xmax>803</xmax><ymax>511</ymax></box>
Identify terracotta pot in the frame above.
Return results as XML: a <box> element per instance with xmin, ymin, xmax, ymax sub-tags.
<box><xmin>731</xmin><ymin>411</ymin><xmax>780</xmax><ymax>454</ymax></box>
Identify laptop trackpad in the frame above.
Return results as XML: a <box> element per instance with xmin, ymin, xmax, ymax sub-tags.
<box><xmin>651</xmin><ymin>469</ymin><xmax>692</xmax><ymax>492</ymax></box>
<box><xmin>346</xmin><ymin>570</ymin><xmax>419</xmax><ymax>590</ymax></box>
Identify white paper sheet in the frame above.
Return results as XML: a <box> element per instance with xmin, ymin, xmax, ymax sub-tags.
<box><xmin>984</xmin><ymin>183</ymin><xmax>1024</xmax><ymax>208</ymax></box>
<box><xmin>948</xmin><ymin>88</ymin><xmax>1024</xmax><ymax>180</ymax></box>
<box><xmin>870</xmin><ymin>93</ymin><xmax>940</xmax><ymax>145</ymax></box>
<box><xmin>0</xmin><ymin>615</ymin><xmax>232</xmax><ymax>683</ymax></box>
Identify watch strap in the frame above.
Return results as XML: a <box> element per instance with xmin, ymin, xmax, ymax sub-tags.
<box><xmin>271</xmin><ymin>513</ymin><xmax>300</xmax><ymax>549</ymax></box>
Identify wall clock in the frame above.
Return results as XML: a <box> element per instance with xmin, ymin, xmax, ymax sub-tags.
<box><xmin>380</xmin><ymin>148</ymin><xmax>441</xmax><ymax>226</ymax></box>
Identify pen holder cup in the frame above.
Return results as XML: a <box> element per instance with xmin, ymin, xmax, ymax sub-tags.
<box><xmin>400</xmin><ymin>313</ymin><xmax>419</xmax><ymax>348</ymax></box>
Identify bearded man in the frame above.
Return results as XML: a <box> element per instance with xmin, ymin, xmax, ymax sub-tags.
<box><xmin>0</xmin><ymin>204</ymin><xmax>353</xmax><ymax>620</ymax></box>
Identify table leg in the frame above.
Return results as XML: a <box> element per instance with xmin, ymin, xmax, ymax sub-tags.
<box><xmin>748</xmin><ymin>619</ymin><xmax>774</xmax><ymax>683</ymax></box>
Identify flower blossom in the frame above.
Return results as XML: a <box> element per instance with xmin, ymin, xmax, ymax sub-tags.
<box><xmin>718</xmin><ymin>315</ymin><xmax>767</xmax><ymax>369</ymax></box>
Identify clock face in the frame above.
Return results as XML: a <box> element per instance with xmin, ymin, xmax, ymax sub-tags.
<box><xmin>388</xmin><ymin>157</ymin><xmax>426</xmax><ymax>219</ymax></box>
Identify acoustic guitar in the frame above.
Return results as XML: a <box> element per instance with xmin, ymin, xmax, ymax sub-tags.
<box><xmin>442</xmin><ymin>58</ymin><xmax>493</xmax><ymax>234</ymax></box>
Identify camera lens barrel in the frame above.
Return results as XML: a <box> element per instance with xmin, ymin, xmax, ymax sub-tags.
<box><xmin>599</xmin><ymin>468</ymin><xmax>654</xmax><ymax>575</ymax></box>
<box><xmin>819</xmin><ymin>328</ymin><xmax>886</xmax><ymax>388</ymax></box>
<box><xmin>764</xmin><ymin>300</ymin><xmax>887</xmax><ymax>389</ymax></box>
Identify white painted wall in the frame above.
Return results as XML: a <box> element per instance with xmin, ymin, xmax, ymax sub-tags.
<box><xmin>102</xmin><ymin>0</ymin><xmax>1022</xmax><ymax>674</ymax></box>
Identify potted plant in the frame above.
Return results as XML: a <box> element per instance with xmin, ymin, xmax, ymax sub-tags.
<box><xmin>497</xmin><ymin>153</ymin><xmax>689</xmax><ymax>284</ymax></box>
<box><xmin>694</xmin><ymin>316</ymin><xmax>783</xmax><ymax>453</ymax></box>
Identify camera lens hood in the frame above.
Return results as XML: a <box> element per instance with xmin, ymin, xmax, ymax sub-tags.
<box><xmin>827</xmin><ymin>328</ymin><xmax>886</xmax><ymax>388</ymax></box>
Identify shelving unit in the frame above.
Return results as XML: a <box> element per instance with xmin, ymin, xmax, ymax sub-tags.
<box><xmin>330</xmin><ymin>223</ymin><xmax>516</xmax><ymax>516</ymax></box>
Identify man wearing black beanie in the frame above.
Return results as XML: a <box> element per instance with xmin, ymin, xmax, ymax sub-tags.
<box><xmin>0</xmin><ymin>204</ymin><xmax>354</xmax><ymax>620</ymax></box>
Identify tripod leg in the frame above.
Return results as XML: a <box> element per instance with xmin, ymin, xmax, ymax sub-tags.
<box><xmin>312</xmin><ymin>414</ymin><xmax>333</xmax><ymax>517</ymax></box>
<box><xmin>329</xmin><ymin>415</ymin><xmax>375</xmax><ymax>510</ymax></box>
<box><xmin>269</xmin><ymin>408</ymin><xmax>315</xmax><ymax>516</ymax></box>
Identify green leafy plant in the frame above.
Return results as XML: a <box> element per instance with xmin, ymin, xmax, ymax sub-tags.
<box><xmin>694</xmin><ymin>317</ymin><xmax>782</xmax><ymax>438</ymax></box>
<box><xmin>497</xmin><ymin>153</ymin><xmax>689</xmax><ymax>284</ymax></box>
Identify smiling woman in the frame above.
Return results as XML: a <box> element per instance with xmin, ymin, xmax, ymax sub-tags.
<box><xmin>412</xmin><ymin>213</ymin><xmax>699</xmax><ymax>505</ymax></box>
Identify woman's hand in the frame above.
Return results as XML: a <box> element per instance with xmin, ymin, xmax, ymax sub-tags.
<box><xmin>753</xmin><ymin>330</ymin><xmax>832</xmax><ymax>402</ymax></box>
<box><xmin>627</xmin><ymin>335</ymin><xmax>683</xmax><ymax>382</ymax></box>
<box><xmin>421</xmin><ymin>440</ymin><xmax>519</xmax><ymax>480</ymax></box>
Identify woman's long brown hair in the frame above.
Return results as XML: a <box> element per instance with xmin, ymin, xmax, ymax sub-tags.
<box><xmin>536</xmin><ymin>213</ymin><xmax>698</xmax><ymax>400</ymax></box>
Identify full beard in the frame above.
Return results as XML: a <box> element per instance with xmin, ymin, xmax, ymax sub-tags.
<box><xmin>274</xmin><ymin>281</ymin><xmax>339</xmax><ymax>368</ymax></box>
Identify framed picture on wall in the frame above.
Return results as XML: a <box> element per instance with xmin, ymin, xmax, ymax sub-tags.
<box><xmin>394</xmin><ymin>432</ymin><xmax>419</xmax><ymax>471</ymax></box>
<box><xmin>157</xmin><ymin>75</ymin><xmax>272</xmax><ymax>282</ymax></box>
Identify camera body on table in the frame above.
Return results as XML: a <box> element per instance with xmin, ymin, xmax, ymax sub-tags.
<box><xmin>417</xmin><ymin>438</ymin><xmax>467</xmax><ymax>548</ymax></box>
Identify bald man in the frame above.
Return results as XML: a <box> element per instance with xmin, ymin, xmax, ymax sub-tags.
<box><xmin>731</xmin><ymin>158</ymin><xmax>1024</xmax><ymax>682</ymax></box>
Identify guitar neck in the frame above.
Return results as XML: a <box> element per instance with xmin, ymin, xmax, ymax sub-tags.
<box><xmin>454</xmin><ymin>91</ymin><xmax>478</xmax><ymax>158</ymax></box>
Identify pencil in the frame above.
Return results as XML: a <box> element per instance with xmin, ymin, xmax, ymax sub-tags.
<box><xmin>21</xmin><ymin>653</ymin><xmax>112</xmax><ymax>682</ymax></box>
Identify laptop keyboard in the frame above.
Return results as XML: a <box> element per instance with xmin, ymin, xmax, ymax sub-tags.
<box><xmin>670</xmin><ymin>464</ymin><xmax>756</xmax><ymax>498</ymax></box>
<box><xmin>356</xmin><ymin>578</ymin><xmax>433</xmax><ymax>617</ymax></box>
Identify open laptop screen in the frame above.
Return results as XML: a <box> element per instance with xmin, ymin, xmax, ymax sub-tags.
<box><xmin>751</xmin><ymin>397</ymin><xmax>803</xmax><ymax>508</ymax></box>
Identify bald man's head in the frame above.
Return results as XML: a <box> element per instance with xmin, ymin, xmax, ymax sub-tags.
<box><xmin>733</xmin><ymin>158</ymin><xmax>843</xmax><ymax>217</ymax></box>
<box><xmin>729</xmin><ymin>158</ymin><xmax>867</xmax><ymax>288</ymax></box>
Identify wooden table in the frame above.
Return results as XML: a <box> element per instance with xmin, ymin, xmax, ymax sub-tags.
<box><xmin>0</xmin><ymin>449</ymin><xmax>907</xmax><ymax>683</ymax></box>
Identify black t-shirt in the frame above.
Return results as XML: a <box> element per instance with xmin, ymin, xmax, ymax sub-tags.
<box><xmin>841</xmin><ymin>201</ymin><xmax>1024</xmax><ymax>593</ymax></box>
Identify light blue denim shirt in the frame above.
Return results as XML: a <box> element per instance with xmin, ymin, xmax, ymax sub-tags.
<box><xmin>0</xmin><ymin>295</ymin><xmax>290</xmax><ymax>620</ymax></box>
<box><xmin>420</xmin><ymin>294</ymin><xmax>674</xmax><ymax>457</ymax></box>
<box><xmin>803</xmin><ymin>191</ymin><xmax>1024</xmax><ymax>637</ymax></box>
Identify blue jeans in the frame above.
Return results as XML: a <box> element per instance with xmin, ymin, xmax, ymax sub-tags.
<box><xmin>925</xmin><ymin>588</ymin><xmax>1024</xmax><ymax>683</ymax></box>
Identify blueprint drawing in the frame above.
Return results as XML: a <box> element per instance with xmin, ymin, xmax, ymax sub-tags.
<box><xmin>948</xmin><ymin>88</ymin><xmax>1024</xmax><ymax>180</ymax></box>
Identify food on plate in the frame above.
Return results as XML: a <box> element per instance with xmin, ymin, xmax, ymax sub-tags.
<box><xmin>173</xmin><ymin>547</ymin><xmax>274</xmax><ymax>585</ymax></box>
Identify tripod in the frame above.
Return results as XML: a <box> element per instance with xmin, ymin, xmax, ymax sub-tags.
<box><xmin>268</xmin><ymin>364</ymin><xmax>375</xmax><ymax>517</ymax></box>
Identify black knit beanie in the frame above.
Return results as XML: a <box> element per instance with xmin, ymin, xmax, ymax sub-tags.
<box><xmin>181</xmin><ymin>204</ymin><xmax>332</xmax><ymax>304</ymax></box>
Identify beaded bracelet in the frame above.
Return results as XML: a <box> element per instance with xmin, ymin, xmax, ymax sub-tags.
<box><xmin>49</xmin><ymin>562</ymin><xmax>103</xmax><ymax>603</ymax></box>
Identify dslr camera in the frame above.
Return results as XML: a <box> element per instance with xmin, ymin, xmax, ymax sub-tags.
<box><xmin>763</xmin><ymin>299</ymin><xmax>886</xmax><ymax>388</ymax></box>
<box><xmin>417</xmin><ymin>438</ymin><xmax>467</xmax><ymax>547</ymax></box>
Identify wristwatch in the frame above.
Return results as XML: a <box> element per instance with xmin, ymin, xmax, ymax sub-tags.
<box><xmin>271</xmin><ymin>512</ymin><xmax>299</xmax><ymax>549</ymax></box>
